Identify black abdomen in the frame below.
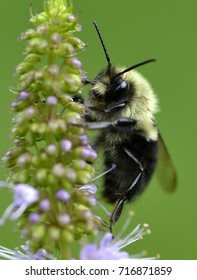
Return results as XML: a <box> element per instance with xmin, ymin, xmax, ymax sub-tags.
<box><xmin>102</xmin><ymin>132</ymin><xmax>158</xmax><ymax>203</ymax></box>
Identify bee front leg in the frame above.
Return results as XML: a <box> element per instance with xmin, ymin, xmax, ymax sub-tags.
<box><xmin>84</xmin><ymin>118</ymin><xmax>137</xmax><ymax>130</ymax></box>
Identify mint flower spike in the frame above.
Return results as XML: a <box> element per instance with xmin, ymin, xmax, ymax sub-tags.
<box><xmin>2</xmin><ymin>0</ymin><xmax>102</xmax><ymax>258</ymax></box>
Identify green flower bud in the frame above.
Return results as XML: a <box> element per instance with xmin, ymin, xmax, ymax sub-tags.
<box><xmin>20</xmin><ymin>29</ymin><xmax>38</xmax><ymax>40</ymax></box>
<box><xmin>17</xmin><ymin>72</ymin><xmax>35</xmax><ymax>91</ymax></box>
<box><xmin>50</xmin><ymin>33</ymin><xmax>62</xmax><ymax>46</ymax></box>
<box><xmin>67</xmin><ymin>101</ymin><xmax>85</xmax><ymax>114</ymax></box>
<box><xmin>36</xmin><ymin>168</ymin><xmax>48</xmax><ymax>183</ymax></box>
<box><xmin>76</xmin><ymin>170</ymin><xmax>93</xmax><ymax>185</ymax></box>
<box><xmin>47</xmin><ymin>64</ymin><xmax>60</xmax><ymax>77</ymax></box>
<box><xmin>26</xmin><ymin>38</ymin><xmax>48</xmax><ymax>54</ymax></box>
<box><xmin>11</xmin><ymin>169</ymin><xmax>30</xmax><ymax>183</ymax></box>
<box><xmin>31</xmin><ymin>224</ymin><xmax>46</xmax><ymax>241</ymax></box>
<box><xmin>67</xmin><ymin>36</ymin><xmax>86</xmax><ymax>50</ymax></box>
<box><xmin>16</xmin><ymin>152</ymin><xmax>32</xmax><ymax>167</ymax></box>
<box><xmin>30</xmin><ymin>11</ymin><xmax>48</xmax><ymax>25</ymax></box>
<box><xmin>36</xmin><ymin>24</ymin><xmax>49</xmax><ymax>35</ymax></box>
<box><xmin>62</xmin><ymin>229</ymin><xmax>74</xmax><ymax>243</ymax></box>
<box><xmin>48</xmin><ymin>227</ymin><xmax>61</xmax><ymax>241</ymax></box>
<box><xmin>15</xmin><ymin>62</ymin><xmax>34</xmax><ymax>75</ymax></box>
<box><xmin>52</xmin><ymin>163</ymin><xmax>65</xmax><ymax>178</ymax></box>
<box><xmin>58</xmin><ymin>94</ymin><xmax>73</xmax><ymax>106</ymax></box>
<box><xmin>24</xmin><ymin>54</ymin><xmax>41</xmax><ymax>64</ymax></box>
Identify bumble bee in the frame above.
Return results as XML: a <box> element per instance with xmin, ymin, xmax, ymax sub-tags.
<box><xmin>84</xmin><ymin>21</ymin><xmax>177</xmax><ymax>233</ymax></box>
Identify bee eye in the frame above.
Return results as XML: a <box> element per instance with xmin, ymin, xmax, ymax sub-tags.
<box><xmin>114</xmin><ymin>80</ymin><xmax>128</xmax><ymax>93</ymax></box>
<box><xmin>119</xmin><ymin>80</ymin><xmax>128</xmax><ymax>90</ymax></box>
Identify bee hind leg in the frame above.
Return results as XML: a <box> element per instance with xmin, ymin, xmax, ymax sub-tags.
<box><xmin>110</xmin><ymin>147</ymin><xmax>144</xmax><ymax>235</ymax></box>
<box><xmin>110</xmin><ymin>196</ymin><xmax>127</xmax><ymax>235</ymax></box>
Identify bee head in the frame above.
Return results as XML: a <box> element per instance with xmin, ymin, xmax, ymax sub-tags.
<box><xmin>89</xmin><ymin>66</ymin><xmax>131</xmax><ymax>105</ymax></box>
<box><xmin>88</xmin><ymin>22</ymin><xmax>155</xmax><ymax>107</ymax></box>
<box><xmin>86</xmin><ymin>21</ymin><xmax>158</xmax><ymax>128</ymax></box>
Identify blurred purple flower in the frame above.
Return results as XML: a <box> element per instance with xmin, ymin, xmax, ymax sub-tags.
<box><xmin>0</xmin><ymin>183</ymin><xmax>39</xmax><ymax>224</ymax></box>
<box><xmin>80</xmin><ymin>221</ymin><xmax>151</xmax><ymax>260</ymax></box>
<box><xmin>39</xmin><ymin>199</ymin><xmax>50</xmax><ymax>211</ymax></box>
<box><xmin>56</xmin><ymin>189</ymin><xmax>70</xmax><ymax>202</ymax></box>
<box><xmin>60</xmin><ymin>139</ymin><xmax>72</xmax><ymax>151</ymax></box>
<box><xmin>78</xmin><ymin>184</ymin><xmax>97</xmax><ymax>195</ymax></box>
<box><xmin>46</xmin><ymin>95</ymin><xmax>57</xmax><ymax>105</ymax></box>
<box><xmin>0</xmin><ymin>242</ymin><xmax>55</xmax><ymax>260</ymax></box>
<box><xmin>28</xmin><ymin>212</ymin><xmax>40</xmax><ymax>224</ymax></box>
<box><xmin>80</xmin><ymin>232</ymin><xmax>129</xmax><ymax>260</ymax></box>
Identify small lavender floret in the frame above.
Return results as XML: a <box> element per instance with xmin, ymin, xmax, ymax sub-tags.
<box><xmin>79</xmin><ymin>135</ymin><xmax>88</xmax><ymax>145</ymax></box>
<box><xmin>56</xmin><ymin>189</ymin><xmax>70</xmax><ymax>202</ymax></box>
<box><xmin>39</xmin><ymin>199</ymin><xmax>50</xmax><ymax>211</ymax></box>
<box><xmin>46</xmin><ymin>144</ymin><xmax>56</xmax><ymax>155</ymax></box>
<box><xmin>57</xmin><ymin>213</ymin><xmax>71</xmax><ymax>225</ymax></box>
<box><xmin>19</xmin><ymin>91</ymin><xmax>30</xmax><ymax>100</ymax></box>
<box><xmin>60</xmin><ymin>139</ymin><xmax>72</xmax><ymax>151</ymax></box>
<box><xmin>81</xmin><ymin>147</ymin><xmax>97</xmax><ymax>161</ymax></box>
<box><xmin>25</xmin><ymin>107</ymin><xmax>36</xmax><ymax>116</ymax></box>
<box><xmin>46</xmin><ymin>95</ymin><xmax>58</xmax><ymax>105</ymax></box>
<box><xmin>29</xmin><ymin>212</ymin><xmax>40</xmax><ymax>224</ymax></box>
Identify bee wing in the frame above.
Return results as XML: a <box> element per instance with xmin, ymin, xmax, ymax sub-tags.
<box><xmin>156</xmin><ymin>132</ymin><xmax>177</xmax><ymax>192</ymax></box>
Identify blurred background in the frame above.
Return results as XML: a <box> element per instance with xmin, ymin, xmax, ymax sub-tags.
<box><xmin>0</xmin><ymin>0</ymin><xmax>196</xmax><ymax>259</ymax></box>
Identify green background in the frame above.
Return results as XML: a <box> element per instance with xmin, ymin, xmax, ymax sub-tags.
<box><xmin>0</xmin><ymin>0</ymin><xmax>196</xmax><ymax>259</ymax></box>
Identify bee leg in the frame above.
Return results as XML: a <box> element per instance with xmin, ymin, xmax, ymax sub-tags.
<box><xmin>123</xmin><ymin>147</ymin><xmax>144</xmax><ymax>193</ymax></box>
<box><xmin>82</xmin><ymin>77</ymin><xmax>94</xmax><ymax>85</ymax></box>
<box><xmin>110</xmin><ymin>196</ymin><xmax>127</xmax><ymax>235</ymax></box>
<box><xmin>84</xmin><ymin>118</ymin><xmax>137</xmax><ymax>130</ymax></box>
<box><xmin>88</xmin><ymin>102</ymin><xmax>126</xmax><ymax>112</ymax></box>
<box><xmin>110</xmin><ymin>147</ymin><xmax>144</xmax><ymax>234</ymax></box>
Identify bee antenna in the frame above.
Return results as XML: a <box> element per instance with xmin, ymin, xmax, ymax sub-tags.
<box><xmin>93</xmin><ymin>21</ymin><xmax>111</xmax><ymax>67</ymax></box>
<box><xmin>112</xmin><ymin>59</ymin><xmax>156</xmax><ymax>79</ymax></box>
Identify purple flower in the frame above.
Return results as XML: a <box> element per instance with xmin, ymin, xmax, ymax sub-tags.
<box><xmin>79</xmin><ymin>135</ymin><xmax>88</xmax><ymax>145</ymax></box>
<box><xmin>0</xmin><ymin>242</ymin><xmax>55</xmax><ymax>260</ymax></box>
<box><xmin>78</xmin><ymin>184</ymin><xmax>97</xmax><ymax>195</ymax></box>
<box><xmin>56</xmin><ymin>189</ymin><xmax>70</xmax><ymax>202</ymax></box>
<box><xmin>70</xmin><ymin>58</ymin><xmax>82</xmax><ymax>69</ymax></box>
<box><xmin>19</xmin><ymin>91</ymin><xmax>30</xmax><ymax>101</ymax></box>
<box><xmin>81</xmin><ymin>146</ymin><xmax>97</xmax><ymax>161</ymax></box>
<box><xmin>0</xmin><ymin>183</ymin><xmax>39</xmax><ymax>224</ymax></box>
<box><xmin>52</xmin><ymin>163</ymin><xmax>65</xmax><ymax>177</ymax></box>
<box><xmin>25</xmin><ymin>107</ymin><xmax>36</xmax><ymax>116</ymax></box>
<box><xmin>46</xmin><ymin>144</ymin><xmax>56</xmax><ymax>155</ymax></box>
<box><xmin>39</xmin><ymin>199</ymin><xmax>50</xmax><ymax>211</ymax></box>
<box><xmin>80</xmin><ymin>232</ymin><xmax>129</xmax><ymax>260</ymax></box>
<box><xmin>80</xmin><ymin>217</ymin><xmax>151</xmax><ymax>260</ymax></box>
<box><xmin>46</xmin><ymin>95</ymin><xmax>58</xmax><ymax>105</ymax></box>
<box><xmin>60</xmin><ymin>139</ymin><xmax>72</xmax><ymax>151</ymax></box>
<box><xmin>57</xmin><ymin>213</ymin><xmax>71</xmax><ymax>225</ymax></box>
<box><xmin>28</xmin><ymin>212</ymin><xmax>40</xmax><ymax>224</ymax></box>
<box><xmin>87</xmin><ymin>197</ymin><xmax>96</xmax><ymax>206</ymax></box>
